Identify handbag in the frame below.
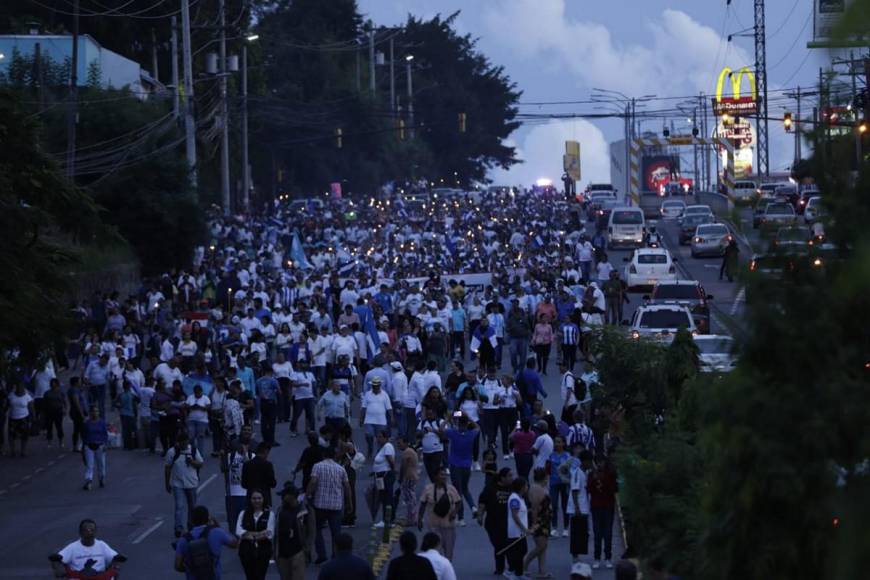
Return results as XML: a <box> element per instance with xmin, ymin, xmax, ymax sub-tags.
<box><xmin>433</xmin><ymin>486</ymin><xmax>451</xmax><ymax>518</ymax></box>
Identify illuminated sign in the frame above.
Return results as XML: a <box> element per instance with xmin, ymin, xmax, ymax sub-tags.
<box><xmin>712</xmin><ymin>66</ymin><xmax>758</xmax><ymax>117</ymax></box>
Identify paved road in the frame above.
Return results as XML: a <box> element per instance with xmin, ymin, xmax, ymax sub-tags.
<box><xmin>1</xmin><ymin>203</ymin><xmax>756</xmax><ymax>579</ymax></box>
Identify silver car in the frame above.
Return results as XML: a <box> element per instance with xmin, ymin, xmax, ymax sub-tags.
<box><xmin>660</xmin><ymin>199</ymin><xmax>686</xmax><ymax>219</ymax></box>
<box><xmin>694</xmin><ymin>335</ymin><xmax>737</xmax><ymax>373</ymax></box>
<box><xmin>690</xmin><ymin>223</ymin><xmax>731</xmax><ymax>257</ymax></box>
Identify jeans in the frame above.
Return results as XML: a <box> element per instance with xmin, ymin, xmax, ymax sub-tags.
<box><xmin>550</xmin><ymin>482</ymin><xmax>569</xmax><ymax>529</ymax></box>
<box><xmin>506</xmin><ymin>535</ymin><xmax>528</xmax><ymax>575</ymax></box>
<box><xmin>449</xmin><ymin>465</ymin><xmax>475</xmax><ymax>519</ymax></box>
<box><xmin>533</xmin><ymin>343</ymin><xmax>551</xmax><ymax>373</ymax></box>
<box><xmin>606</xmin><ymin>297</ymin><xmax>623</xmax><ymax>325</ymax></box>
<box><xmin>290</xmin><ymin>398</ymin><xmax>315</xmax><ymax>434</ymax></box>
<box><xmin>260</xmin><ymin>399</ymin><xmax>277</xmax><ymax>445</ymax></box>
<box><xmin>278</xmin><ymin>378</ymin><xmax>292</xmax><ymax>421</ymax></box>
<box><xmin>591</xmin><ymin>506</ymin><xmax>615</xmax><ymax>560</ymax></box>
<box><xmin>186</xmin><ymin>420</ymin><xmax>208</xmax><ymax>456</ymax></box>
<box><xmin>83</xmin><ymin>444</ymin><xmax>106</xmax><ymax>482</ymax></box>
<box><xmin>70</xmin><ymin>414</ymin><xmax>84</xmax><ymax>449</ymax></box>
<box><xmin>403</xmin><ymin>408</ymin><xmax>417</xmax><ymax>441</ymax></box>
<box><xmin>486</xmin><ymin>526</ymin><xmax>508</xmax><ymax>573</ymax></box>
<box><xmin>324</xmin><ymin>417</ymin><xmax>347</xmax><ymax>434</ymax></box>
<box><xmin>451</xmin><ymin>331</ymin><xmax>465</xmax><ymax>359</ymax></box>
<box><xmin>45</xmin><ymin>408</ymin><xmax>64</xmax><ymax>442</ymax></box>
<box><xmin>515</xmin><ymin>453</ymin><xmax>533</xmax><ymax>480</ymax></box>
<box><xmin>208</xmin><ymin>414</ymin><xmax>224</xmax><ymax>454</ymax></box>
<box><xmin>509</xmin><ymin>337</ymin><xmax>529</xmax><ymax>373</ymax></box>
<box><xmin>88</xmin><ymin>383</ymin><xmax>107</xmax><ymax>418</ymax></box>
<box><xmin>172</xmin><ymin>486</ymin><xmax>197</xmax><ymax>533</ymax></box>
<box><xmin>364</xmin><ymin>423</ymin><xmax>387</xmax><ymax>458</ymax></box>
<box><xmin>120</xmin><ymin>415</ymin><xmax>137</xmax><ymax>449</ymax></box>
<box><xmin>314</xmin><ymin>508</ymin><xmax>342</xmax><ymax>561</ymax></box>
<box><xmin>561</xmin><ymin>343</ymin><xmax>578</xmax><ymax>370</ymax></box>
<box><xmin>579</xmin><ymin>260</ymin><xmax>592</xmax><ymax>283</ymax></box>
<box><xmin>376</xmin><ymin>470</ymin><xmax>396</xmax><ymax>523</ymax></box>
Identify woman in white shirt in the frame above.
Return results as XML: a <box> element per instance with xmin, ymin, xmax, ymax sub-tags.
<box><xmin>236</xmin><ymin>490</ymin><xmax>275</xmax><ymax>580</ymax></box>
<box><xmin>371</xmin><ymin>430</ymin><xmax>396</xmax><ymax>528</ymax></box>
<box><xmin>275</xmin><ymin>323</ymin><xmax>292</xmax><ymax>359</ymax></box>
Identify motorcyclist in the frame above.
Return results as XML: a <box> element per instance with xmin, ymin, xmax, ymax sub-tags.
<box><xmin>49</xmin><ymin>519</ymin><xmax>126</xmax><ymax>579</ymax></box>
<box><xmin>646</xmin><ymin>224</ymin><xmax>661</xmax><ymax>248</ymax></box>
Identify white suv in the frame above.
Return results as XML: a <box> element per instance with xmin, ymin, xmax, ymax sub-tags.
<box><xmin>629</xmin><ymin>304</ymin><xmax>697</xmax><ymax>342</ymax></box>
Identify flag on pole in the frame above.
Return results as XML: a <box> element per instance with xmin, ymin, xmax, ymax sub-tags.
<box><xmin>290</xmin><ymin>231</ymin><xmax>312</xmax><ymax>269</ymax></box>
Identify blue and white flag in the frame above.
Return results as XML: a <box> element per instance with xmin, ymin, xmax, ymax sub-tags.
<box><xmin>534</xmin><ymin>235</ymin><xmax>546</xmax><ymax>248</ymax></box>
<box><xmin>290</xmin><ymin>231</ymin><xmax>312</xmax><ymax>269</ymax></box>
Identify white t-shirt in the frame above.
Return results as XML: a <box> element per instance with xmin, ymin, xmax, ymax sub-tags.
<box><xmin>373</xmin><ymin>441</ymin><xmax>395</xmax><ymax>473</ymax></box>
<box><xmin>332</xmin><ymin>335</ymin><xmax>358</xmax><ymax>359</ymax></box>
<box><xmin>596</xmin><ymin>261</ymin><xmax>614</xmax><ymax>282</ymax></box>
<box><xmin>418</xmin><ymin>419</ymin><xmax>445</xmax><ymax>453</ymax></box>
<box><xmin>225</xmin><ymin>448</ymin><xmax>253</xmax><ymax>497</ymax></box>
<box><xmin>459</xmin><ymin>400</ymin><xmax>480</xmax><ymax>423</ymax></box>
<box><xmin>292</xmin><ymin>371</ymin><xmax>315</xmax><ymax>400</ymax></box>
<box><xmin>8</xmin><ymin>392</ymin><xmax>33</xmax><ymax>420</ymax></box>
<box><xmin>58</xmin><ymin>539</ymin><xmax>118</xmax><ymax>572</ymax></box>
<box><xmin>532</xmin><ymin>433</ymin><xmax>554</xmax><ymax>470</ymax></box>
<box><xmin>362</xmin><ymin>390</ymin><xmax>392</xmax><ymax>426</ymax></box>
<box><xmin>566</xmin><ymin>464</ymin><xmax>590</xmax><ymax>515</ymax></box>
<box><xmin>138</xmin><ymin>386</ymin><xmax>155</xmax><ymax>418</ymax></box>
<box><xmin>185</xmin><ymin>395</ymin><xmax>210</xmax><ymax>423</ymax></box>
<box><xmin>507</xmin><ymin>492</ymin><xmax>529</xmax><ymax>539</ymax></box>
<box><xmin>272</xmin><ymin>361</ymin><xmax>294</xmax><ymax>380</ymax></box>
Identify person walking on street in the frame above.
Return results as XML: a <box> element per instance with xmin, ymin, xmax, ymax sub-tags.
<box><xmin>165</xmin><ymin>431</ymin><xmax>204</xmax><ymax>537</ymax></box>
<box><xmin>505</xmin><ymin>477</ymin><xmax>532</xmax><ymax>579</ymax></box>
<box><xmin>185</xmin><ymin>384</ymin><xmax>210</xmax><ymax>455</ymax></box>
<box><xmin>559</xmin><ymin>318</ymin><xmax>581</xmax><ymax>370</ymax></box>
<box><xmin>397</xmin><ymin>435</ymin><xmax>419</xmax><ymax>525</ymax></box>
<box><xmin>68</xmin><ymin>377</ymin><xmax>87</xmax><ymax>452</ymax></box>
<box><xmin>174</xmin><ymin>505</ymin><xmax>239</xmax><ymax>580</ymax></box>
<box><xmin>84</xmin><ymin>353</ymin><xmax>110</xmax><ymax>418</ymax></box>
<box><xmin>275</xmin><ymin>483</ymin><xmax>307</xmax><ymax>580</ymax></box>
<box><xmin>420</xmin><ymin>532</ymin><xmax>458</xmax><ymax>580</ymax></box>
<box><xmin>567</xmin><ymin>448</ymin><xmax>593</xmax><ymax>562</ymax></box>
<box><xmin>224</xmin><ymin>432</ymin><xmax>254</xmax><ymax>537</ymax></box>
<box><xmin>371</xmin><ymin>429</ymin><xmax>396</xmax><ymax>527</ymax></box>
<box><xmin>360</xmin><ymin>376</ymin><xmax>392</xmax><ymax>458</ymax></box>
<box><xmin>386</xmin><ymin>531</ymin><xmax>437</xmax><ymax>580</ymax></box>
<box><xmin>476</xmin><ymin>467</ymin><xmax>514</xmax><ymax>575</ymax></box>
<box><xmin>7</xmin><ymin>382</ymin><xmax>34</xmax><ymax>457</ymax></box>
<box><xmin>81</xmin><ymin>405</ymin><xmax>108</xmax><ymax>490</ymax></box>
<box><xmin>530</xmin><ymin>313</ymin><xmax>554</xmax><ymax>375</ymax></box>
<box><xmin>255</xmin><ymin>367</ymin><xmax>279</xmax><ymax>447</ymax></box>
<box><xmin>418</xmin><ymin>406</ymin><xmax>447</xmax><ymax>482</ymax></box>
<box><xmin>548</xmin><ymin>435</ymin><xmax>571</xmax><ymax>538</ymax></box>
<box><xmin>418</xmin><ymin>466</ymin><xmax>461</xmax><ymax>559</ymax></box>
<box><xmin>242</xmin><ymin>442</ymin><xmax>277</xmax><ymax>509</ymax></box>
<box><xmin>720</xmin><ymin>239</ymin><xmax>739</xmax><ymax>282</ymax></box>
<box><xmin>506</xmin><ymin>299</ymin><xmax>530</xmax><ymax>375</ymax></box>
<box><xmin>43</xmin><ymin>378</ymin><xmax>67</xmax><ymax>448</ymax></box>
<box><xmin>445</xmin><ymin>412</ymin><xmax>479</xmax><ymax>524</ymax></box>
<box><xmin>307</xmin><ymin>445</ymin><xmax>352</xmax><ymax>565</ymax></box>
<box><xmin>235</xmin><ymin>490</ymin><xmax>275</xmax><ymax>580</ymax></box>
<box><xmin>524</xmin><ymin>467</ymin><xmax>553</xmax><ymax>578</ymax></box>
<box><xmin>601</xmin><ymin>270</ymin><xmax>630</xmax><ymax>325</ymax></box>
<box><xmin>588</xmin><ymin>455</ymin><xmax>618</xmax><ymax>569</ymax></box>
<box><xmin>510</xmin><ymin>418</ymin><xmax>536</xmax><ymax>480</ymax></box>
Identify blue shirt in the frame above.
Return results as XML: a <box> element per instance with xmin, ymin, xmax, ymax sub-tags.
<box><xmin>175</xmin><ymin>525</ymin><xmax>235</xmax><ymax>580</ymax></box>
<box><xmin>235</xmin><ymin>367</ymin><xmax>256</xmax><ymax>394</ymax></box>
<box><xmin>118</xmin><ymin>391</ymin><xmax>137</xmax><ymax>417</ymax></box>
<box><xmin>82</xmin><ymin>418</ymin><xmax>108</xmax><ymax>446</ymax></box>
<box><xmin>446</xmin><ymin>428</ymin><xmax>478</xmax><ymax>469</ymax></box>
<box><xmin>374</xmin><ymin>291</ymin><xmax>393</xmax><ymax>314</ymax></box>
<box><xmin>517</xmin><ymin>369</ymin><xmax>547</xmax><ymax>401</ymax></box>
<box><xmin>256</xmin><ymin>376</ymin><xmax>279</xmax><ymax>402</ymax></box>
<box><xmin>451</xmin><ymin>308</ymin><xmax>466</xmax><ymax>332</ymax></box>
<box><xmin>549</xmin><ymin>451</ymin><xmax>570</xmax><ymax>484</ymax></box>
<box><xmin>84</xmin><ymin>361</ymin><xmax>110</xmax><ymax>386</ymax></box>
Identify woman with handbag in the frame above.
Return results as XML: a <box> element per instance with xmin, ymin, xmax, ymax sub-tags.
<box><xmin>417</xmin><ymin>466</ymin><xmax>461</xmax><ymax>559</ymax></box>
<box><xmin>236</xmin><ymin>490</ymin><xmax>275</xmax><ymax>580</ymax></box>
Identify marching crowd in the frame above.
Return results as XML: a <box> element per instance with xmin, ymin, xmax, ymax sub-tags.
<box><xmin>8</xmin><ymin>186</ymin><xmax>641</xmax><ymax>579</ymax></box>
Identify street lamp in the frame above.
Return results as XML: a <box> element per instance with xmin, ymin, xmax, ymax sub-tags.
<box><xmin>241</xmin><ymin>33</ymin><xmax>258</xmax><ymax>212</ymax></box>
<box><xmin>245</xmin><ymin>34</ymin><xmax>259</xmax><ymax>42</ymax></box>
<box><xmin>405</xmin><ymin>55</ymin><xmax>415</xmax><ymax>138</ymax></box>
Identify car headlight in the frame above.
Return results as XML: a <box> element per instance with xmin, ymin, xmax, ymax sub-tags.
<box><xmin>630</xmin><ymin>331</ymin><xmax>640</xmax><ymax>339</ymax></box>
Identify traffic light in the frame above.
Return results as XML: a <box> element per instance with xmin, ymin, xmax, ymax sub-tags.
<box><xmin>335</xmin><ymin>128</ymin><xmax>343</xmax><ymax>149</ymax></box>
<box><xmin>784</xmin><ymin>112</ymin><xmax>793</xmax><ymax>132</ymax></box>
<box><xmin>663</xmin><ymin>127</ymin><xmax>670</xmax><ymax>138</ymax></box>
<box><xmin>458</xmin><ymin>112</ymin><xmax>467</xmax><ymax>133</ymax></box>
<box><xmin>859</xmin><ymin>120</ymin><xmax>868</xmax><ymax>134</ymax></box>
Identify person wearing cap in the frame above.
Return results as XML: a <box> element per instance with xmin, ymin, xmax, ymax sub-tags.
<box><xmin>275</xmin><ymin>483</ymin><xmax>307</xmax><ymax>580</ymax></box>
<box><xmin>570</xmin><ymin>561</ymin><xmax>593</xmax><ymax>579</ymax></box>
<box><xmin>360</xmin><ymin>376</ymin><xmax>392</xmax><ymax>458</ymax></box>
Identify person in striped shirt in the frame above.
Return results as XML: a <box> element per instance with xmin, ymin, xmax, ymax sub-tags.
<box><xmin>559</xmin><ymin>317</ymin><xmax>581</xmax><ymax>371</ymax></box>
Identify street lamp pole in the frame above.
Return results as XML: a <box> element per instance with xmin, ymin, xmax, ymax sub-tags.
<box><xmin>406</xmin><ymin>55</ymin><xmax>414</xmax><ymax>139</ymax></box>
<box><xmin>219</xmin><ymin>0</ymin><xmax>231</xmax><ymax>216</ymax></box>
<box><xmin>389</xmin><ymin>36</ymin><xmax>395</xmax><ymax>112</ymax></box>
<box><xmin>241</xmin><ymin>42</ymin><xmax>250</xmax><ymax>212</ymax></box>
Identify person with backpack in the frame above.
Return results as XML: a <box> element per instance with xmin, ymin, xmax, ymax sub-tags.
<box><xmin>560</xmin><ymin>362</ymin><xmax>587</xmax><ymax>424</ymax></box>
<box><xmin>174</xmin><ymin>505</ymin><xmax>238</xmax><ymax>580</ymax></box>
<box><xmin>166</xmin><ymin>432</ymin><xmax>204</xmax><ymax>537</ymax></box>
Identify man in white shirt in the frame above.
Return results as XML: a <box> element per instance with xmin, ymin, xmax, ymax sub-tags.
<box><xmin>153</xmin><ymin>358</ymin><xmax>184</xmax><ymax>391</ymax></box>
<box><xmin>420</xmin><ymin>532</ymin><xmax>458</xmax><ymax>580</ymax></box>
<box><xmin>531</xmin><ymin>420</ymin><xmax>554</xmax><ymax>472</ymax></box>
<box><xmin>51</xmin><ymin>519</ymin><xmax>122</xmax><ymax>576</ymax></box>
<box><xmin>185</xmin><ymin>384</ymin><xmax>211</xmax><ymax>455</ymax></box>
<box><xmin>331</xmin><ymin>326</ymin><xmax>358</xmax><ymax>365</ymax></box>
<box><xmin>567</xmin><ymin>449</ymin><xmax>594</xmax><ymax>561</ymax></box>
<box><xmin>359</xmin><ymin>376</ymin><xmax>392</xmax><ymax>458</ymax></box>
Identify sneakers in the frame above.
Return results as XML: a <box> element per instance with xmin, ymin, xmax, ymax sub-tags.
<box><xmin>592</xmin><ymin>560</ymin><xmax>601</xmax><ymax>569</ymax></box>
<box><xmin>83</xmin><ymin>480</ymin><xmax>92</xmax><ymax>491</ymax></box>
<box><xmin>373</xmin><ymin>521</ymin><xmax>385</xmax><ymax>528</ymax></box>
<box><xmin>458</xmin><ymin>519</ymin><xmax>467</xmax><ymax>527</ymax></box>
<box><xmin>605</xmin><ymin>560</ymin><xmax>614</xmax><ymax>569</ymax></box>
<box><xmin>503</xmin><ymin>454</ymin><xmax>510</xmax><ymax>460</ymax></box>
<box><xmin>562</xmin><ymin>529</ymin><xmax>570</xmax><ymax>538</ymax></box>
<box><xmin>472</xmin><ymin>461</ymin><xmax>481</xmax><ymax>471</ymax></box>
<box><xmin>550</xmin><ymin>529</ymin><xmax>559</xmax><ymax>538</ymax></box>
<box><xmin>502</xmin><ymin>572</ymin><xmax>517</xmax><ymax>580</ymax></box>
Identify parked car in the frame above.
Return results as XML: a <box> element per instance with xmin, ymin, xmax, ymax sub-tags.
<box><xmin>647</xmin><ymin>280</ymin><xmax>713</xmax><ymax>334</ymax></box>
<box><xmin>694</xmin><ymin>335</ymin><xmax>737</xmax><ymax>373</ymax></box>
<box><xmin>629</xmin><ymin>304</ymin><xmax>697</xmax><ymax>342</ymax></box>
<box><xmin>624</xmin><ymin>247</ymin><xmax>677</xmax><ymax>289</ymax></box>
<box><xmin>690</xmin><ymin>223</ymin><xmax>732</xmax><ymax>257</ymax></box>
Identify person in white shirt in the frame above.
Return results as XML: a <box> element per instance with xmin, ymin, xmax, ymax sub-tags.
<box><xmin>360</xmin><ymin>377</ymin><xmax>392</xmax><ymax>458</ymax></box>
<box><xmin>417</xmin><ymin>407</ymin><xmax>447</xmax><ymax>483</ymax></box>
<box><xmin>185</xmin><ymin>384</ymin><xmax>211</xmax><ymax>455</ymax></box>
<box><xmin>371</xmin><ymin>429</ymin><xmax>396</xmax><ymax>528</ymax></box>
<box><xmin>51</xmin><ymin>519</ymin><xmax>123</xmax><ymax>576</ymax></box>
<box><xmin>420</xmin><ymin>532</ymin><xmax>458</xmax><ymax>580</ymax></box>
<box><xmin>331</xmin><ymin>326</ymin><xmax>358</xmax><ymax>364</ymax></box>
<box><xmin>235</xmin><ymin>489</ymin><xmax>276</xmax><ymax>578</ymax></box>
<box><xmin>271</xmin><ymin>353</ymin><xmax>294</xmax><ymax>422</ymax></box>
<box><xmin>532</xmin><ymin>421</ymin><xmax>554</xmax><ymax>472</ymax></box>
<box><xmin>136</xmin><ymin>378</ymin><xmax>156</xmax><ymax>452</ymax></box>
<box><xmin>290</xmin><ymin>360</ymin><xmax>316</xmax><ymax>437</ymax></box>
<box><xmin>596</xmin><ymin>255</ymin><xmax>615</xmax><ymax>286</ymax></box>
<box><xmin>566</xmin><ymin>448</ymin><xmax>593</xmax><ymax>561</ymax></box>
<box><xmin>153</xmin><ymin>358</ymin><xmax>184</xmax><ymax>391</ymax></box>
<box><xmin>506</xmin><ymin>478</ymin><xmax>531</xmax><ymax>578</ymax></box>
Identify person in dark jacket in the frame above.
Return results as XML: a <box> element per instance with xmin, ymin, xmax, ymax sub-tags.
<box><xmin>316</xmin><ymin>533</ymin><xmax>375</xmax><ymax>580</ymax></box>
<box><xmin>242</xmin><ymin>442</ymin><xmax>277</xmax><ymax>508</ymax></box>
<box><xmin>386</xmin><ymin>531</ymin><xmax>437</xmax><ymax>580</ymax></box>
<box><xmin>720</xmin><ymin>239</ymin><xmax>739</xmax><ymax>282</ymax></box>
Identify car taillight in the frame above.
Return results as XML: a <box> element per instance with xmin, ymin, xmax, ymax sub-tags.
<box><xmin>630</xmin><ymin>330</ymin><xmax>640</xmax><ymax>339</ymax></box>
<box><xmin>750</xmin><ymin>260</ymin><xmax>757</xmax><ymax>271</ymax></box>
<box><xmin>725</xmin><ymin>235</ymin><xmax>732</xmax><ymax>241</ymax></box>
<box><xmin>629</xmin><ymin>264</ymin><xmax>637</xmax><ymax>274</ymax></box>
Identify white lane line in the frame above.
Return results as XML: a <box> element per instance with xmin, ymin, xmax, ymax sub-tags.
<box><xmin>703</xmin><ymin>264</ymin><xmax>719</xmax><ymax>268</ymax></box>
<box><xmin>132</xmin><ymin>518</ymin><xmax>164</xmax><ymax>544</ymax></box>
<box><xmin>34</xmin><ymin>467</ymin><xmax>44</xmax><ymax>474</ymax></box>
<box><xmin>730</xmin><ymin>288</ymin><xmax>746</xmax><ymax>316</ymax></box>
<box><xmin>21</xmin><ymin>475</ymin><xmax>31</xmax><ymax>481</ymax></box>
<box><xmin>197</xmin><ymin>473</ymin><xmax>218</xmax><ymax>493</ymax></box>
<box><xmin>9</xmin><ymin>483</ymin><xmax>20</xmax><ymax>489</ymax></box>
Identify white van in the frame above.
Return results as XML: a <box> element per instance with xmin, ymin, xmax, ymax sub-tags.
<box><xmin>607</xmin><ymin>206</ymin><xmax>645</xmax><ymax>249</ymax></box>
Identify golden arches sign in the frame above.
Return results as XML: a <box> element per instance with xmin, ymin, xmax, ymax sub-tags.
<box><xmin>712</xmin><ymin>66</ymin><xmax>758</xmax><ymax>116</ymax></box>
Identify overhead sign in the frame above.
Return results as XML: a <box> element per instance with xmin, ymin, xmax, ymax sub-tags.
<box><xmin>713</xmin><ymin>66</ymin><xmax>758</xmax><ymax>117</ymax></box>
<box><xmin>564</xmin><ymin>140</ymin><xmax>581</xmax><ymax>181</ymax></box>
<box><xmin>810</xmin><ymin>0</ymin><xmax>851</xmax><ymax>46</ymax></box>
<box><xmin>716</xmin><ymin>118</ymin><xmax>755</xmax><ymax>146</ymax></box>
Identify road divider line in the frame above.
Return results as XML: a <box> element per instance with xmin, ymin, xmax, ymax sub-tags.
<box><xmin>730</xmin><ymin>288</ymin><xmax>746</xmax><ymax>316</ymax></box>
<box><xmin>132</xmin><ymin>518</ymin><xmax>164</xmax><ymax>544</ymax></box>
<box><xmin>197</xmin><ymin>473</ymin><xmax>218</xmax><ymax>493</ymax></box>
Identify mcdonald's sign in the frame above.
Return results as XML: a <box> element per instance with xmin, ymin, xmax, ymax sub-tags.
<box><xmin>712</xmin><ymin>66</ymin><xmax>758</xmax><ymax>117</ymax></box>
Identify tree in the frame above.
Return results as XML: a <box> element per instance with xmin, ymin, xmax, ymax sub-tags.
<box><xmin>0</xmin><ymin>89</ymin><xmax>106</xmax><ymax>370</ymax></box>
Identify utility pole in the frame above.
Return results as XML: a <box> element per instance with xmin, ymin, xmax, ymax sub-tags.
<box><xmin>389</xmin><ymin>36</ymin><xmax>395</xmax><ymax>112</ymax></box>
<box><xmin>181</xmin><ymin>0</ymin><xmax>198</xmax><ymax>189</ymax></box>
<box><xmin>624</xmin><ymin>103</ymin><xmax>631</xmax><ymax>198</ymax></box>
<box><xmin>241</xmin><ymin>42</ymin><xmax>250</xmax><ymax>212</ymax></box>
<box><xmin>369</xmin><ymin>29</ymin><xmax>376</xmax><ymax>95</ymax></box>
<box><xmin>170</xmin><ymin>16</ymin><xmax>179</xmax><ymax>119</ymax></box>
<box><xmin>151</xmin><ymin>27</ymin><xmax>159</xmax><ymax>82</ymax></box>
<box><xmin>34</xmin><ymin>42</ymin><xmax>44</xmax><ymax>108</ymax></box>
<box><xmin>355</xmin><ymin>49</ymin><xmax>361</xmax><ymax>92</ymax></box>
<box><xmin>700</xmin><ymin>92</ymin><xmax>710</xmax><ymax>190</ymax></box>
<box><xmin>754</xmin><ymin>0</ymin><xmax>770</xmax><ymax>176</ymax></box>
<box><xmin>693</xmin><ymin>109</ymin><xmax>699</xmax><ymax>187</ymax></box>
<box><xmin>406</xmin><ymin>57</ymin><xmax>414</xmax><ymax>139</ymax></box>
<box><xmin>219</xmin><ymin>0</ymin><xmax>231</xmax><ymax>215</ymax></box>
<box><xmin>66</xmin><ymin>0</ymin><xmax>79</xmax><ymax>180</ymax></box>
<box><xmin>795</xmin><ymin>86</ymin><xmax>802</xmax><ymax>163</ymax></box>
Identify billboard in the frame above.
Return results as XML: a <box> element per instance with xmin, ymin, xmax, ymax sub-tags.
<box><xmin>641</xmin><ymin>155</ymin><xmax>680</xmax><ymax>192</ymax></box>
<box><xmin>717</xmin><ymin>121</ymin><xmax>756</xmax><ymax>179</ymax></box>
<box><xmin>713</xmin><ymin>66</ymin><xmax>758</xmax><ymax>117</ymax></box>
<box><xmin>811</xmin><ymin>0</ymin><xmax>850</xmax><ymax>46</ymax></box>
<box><xmin>564</xmin><ymin>140</ymin><xmax>581</xmax><ymax>181</ymax></box>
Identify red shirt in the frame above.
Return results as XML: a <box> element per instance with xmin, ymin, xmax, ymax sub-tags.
<box><xmin>587</xmin><ymin>468</ymin><xmax>618</xmax><ymax>509</ymax></box>
<box><xmin>510</xmin><ymin>430</ymin><xmax>537</xmax><ymax>454</ymax></box>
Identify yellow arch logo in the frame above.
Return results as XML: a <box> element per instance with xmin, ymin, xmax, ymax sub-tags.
<box><xmin>716</xmin><ymin>66</ymin><xmax>757</xmax><ymax>102</ymax></box>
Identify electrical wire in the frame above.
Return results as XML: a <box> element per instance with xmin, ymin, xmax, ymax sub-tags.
<box><xmin>28</xmin><ymin>0</ymin><xmax>200</xmax><ymax>19</ymax></box>
<box><xmin>768</xmin><ymin>10</ymin><xmax>812</xmax><ymax>71</ymax></box>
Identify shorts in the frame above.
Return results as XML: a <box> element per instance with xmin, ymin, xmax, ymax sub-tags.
<box><xmin>9</xmin><ymin>418</ymin><xmax>30</xmax><ymax>440</ymax></box>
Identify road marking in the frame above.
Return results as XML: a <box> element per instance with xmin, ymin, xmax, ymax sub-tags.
<box><xmin>730</xmin><ymin>288</ymin><xmax>746</xmax><ymax>316</ymax></box>
<box><xmin>34</xmin><ymin>467</ymin><xmax>44</xmax><ymax>474</ymax></box>
<box><xmin>21</xmin><ymin>475</ymin><xmax>31</xmax><ymax>481</ymax></box>
<box><xmin>703</xmin><ymin>264</ymin><xmax>719</xmax><ymax>268</ymax></box>
<box><xmin>197</xmin><ymin>473</ymin><xmax>218</xmax><ymax>493</ymax></box>
<box><xmin>9</xmin><ymin>483</ymin><xmax>20</xmax><ymax>489</ymax></box>
<box><xmin>132</xmin><ymin>518</ymin><xmax>164</xmax><ymax>544</ymax></box>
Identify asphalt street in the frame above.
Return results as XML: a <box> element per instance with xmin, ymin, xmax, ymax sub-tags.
<box><xmin>0</xmin><ymin>200</ymin><xmax>752</xmax><ymax>579</ymax></box>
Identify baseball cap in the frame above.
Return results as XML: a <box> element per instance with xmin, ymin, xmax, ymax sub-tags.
<box><xmin>570</xmin><ymin>561</ymin><xmax>593</xmax><ymax>578</ymax></box>
<box><xmin>390</xmin><ymin>361</ymin><xmax>403</xmax><ymax>371</ymax></box>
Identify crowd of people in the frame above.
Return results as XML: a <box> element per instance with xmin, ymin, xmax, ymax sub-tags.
<box><xmin>14</xmin><ymin>186</ymin><xmax>644</xmax><ymax>579</ymax></box>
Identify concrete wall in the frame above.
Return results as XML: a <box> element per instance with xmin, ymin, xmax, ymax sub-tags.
<box><xmin>695</xmin><ymin>191</ymin><xmax>734</xmax><ymax>216</ymax></box>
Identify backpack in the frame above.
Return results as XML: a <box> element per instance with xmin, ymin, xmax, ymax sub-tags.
<box><xmin>573</xmin><ymin>378</ymin><xmax>587</xmax><ymax>403</ymax></box>
<box><xmin>184</xmin><ymin>526</ymin><xmax>216</xmax><ymax>580</ymax></box>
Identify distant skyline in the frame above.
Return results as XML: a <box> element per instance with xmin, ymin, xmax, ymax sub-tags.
<box><xmin>359</xmin><ymin>0</ymin><xmax>846</xmax><ymax>185</ymax></box>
